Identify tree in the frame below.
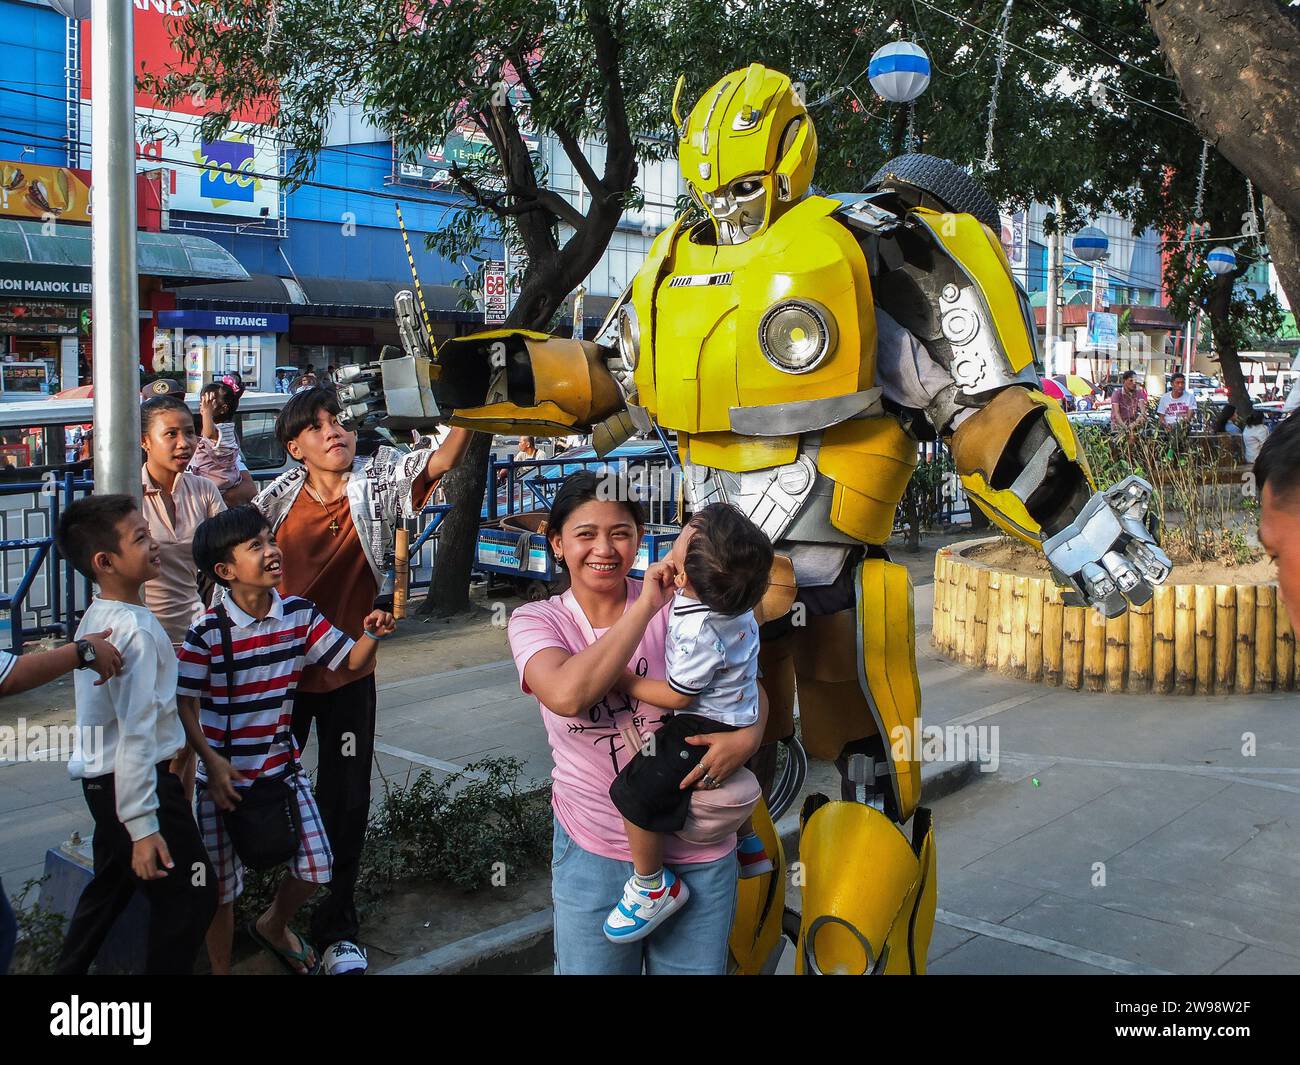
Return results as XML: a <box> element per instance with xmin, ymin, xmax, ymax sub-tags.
<box><xmin>1145</xmin><ymin>0</ymin><xmax>1300</xmax><ymax>223</ymax></box>
<box><xmin>1144</xmin><ymin>0</ymin><xmax>1300</xmax><ymax>346</ymax></box>
<box><xmin>149</xmin><ymin>0</ymin><xmax>1285</xmax><ymax>601</ymax></box>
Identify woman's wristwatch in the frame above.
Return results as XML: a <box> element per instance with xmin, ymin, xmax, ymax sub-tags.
<box><xmin>75</xmin><ymin>639</ymin><xmax>96</xmax><ymax>669</ymax></box>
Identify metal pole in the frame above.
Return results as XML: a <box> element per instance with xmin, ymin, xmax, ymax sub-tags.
<box><xmin>1045</xmin><ymin>205</ymin><xmax>1059</xmax><ymax>368</ymax></box>
<box><xmin>90</xmin><ymin>0</ymin><xmax>141</xmax><ymax>501</ymax></box>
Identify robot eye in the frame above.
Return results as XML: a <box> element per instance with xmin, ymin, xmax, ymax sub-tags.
<box><xmin>733</xmin><ymin>179</ymin><xmax>762</xmax><ymax>197</ymax></box>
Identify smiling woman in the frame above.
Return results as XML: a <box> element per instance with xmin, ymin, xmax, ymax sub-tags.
<box><xmin>507</xmin><ymin>471</ymin><xmax>756</xmax><ymax>975</ymax></box>
<box><xmin>138</xmin><ymin>394</ymin><xmax>226</xmax><ymax>648</ymax></box>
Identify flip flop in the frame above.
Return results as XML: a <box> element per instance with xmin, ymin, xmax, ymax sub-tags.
<box><xmin>246</xmin><ymin>920</ymin><xmax>319</xmax><ymax>975</ymax></box>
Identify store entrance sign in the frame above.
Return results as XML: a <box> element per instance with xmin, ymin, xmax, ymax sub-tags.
<box><xmin>0</xmin><ymin>264</ymin><xmax>92</xmax><ymax>298</ymax></box>
<box><xmin>156</xmin><ymin>310</ymin><xmax>288</xmax><ymax>333</ymax></box>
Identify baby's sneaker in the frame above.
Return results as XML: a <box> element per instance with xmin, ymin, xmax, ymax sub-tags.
<box><xmin>736</xmin><ymin>833</ymin><xmax>774</xmax><ymax>878</ymax></box>
<box><xmin>603</xmin><ymin>869</ymin><xmax>690</xmax><ymax>943</ymax></box>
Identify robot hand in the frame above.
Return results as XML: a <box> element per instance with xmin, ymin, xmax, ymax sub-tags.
<box><xmin>330</xmin><ymin>345</ymin><xmax>441</xmax><ymax>432</ymax></box>
<box><xmin>332</xmin><ymin>290</ymin><xmax>442</xmax><ymax>432</ymax></box>
<box><xmin>1041</xmin><ymin>475</ymin><xmax>1172</xmax><ymax>618</ymax></box>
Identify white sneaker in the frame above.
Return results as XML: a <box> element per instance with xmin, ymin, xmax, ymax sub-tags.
<box><xmin>603</xmin><ymin>870</ymin><xmax>690</xmax><ymax>944</ymax></box>
<box><xmin>320</xmin><ymin>940</ymin><xmax>368</xmax><ymax>975</ymax></box>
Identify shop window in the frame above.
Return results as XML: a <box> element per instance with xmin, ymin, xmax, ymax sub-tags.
<box><xmin>238</xmin><ymin>410</ymin><xmax>286</xmax><ymax>472</ymax></box>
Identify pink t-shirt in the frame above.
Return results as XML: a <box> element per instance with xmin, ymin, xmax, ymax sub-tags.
<box><xmin>508</xmin><ymin>578</ymin><xmax>736</xmax><ymax>865</ymax></box>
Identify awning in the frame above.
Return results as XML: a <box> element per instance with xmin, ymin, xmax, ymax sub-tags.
<box><xmin>0</xmin><ymin>218</ymin><xmax>248</xmax><ymax>283</ymax></box>
<box><xmin>172</xmin><ymin>274</ymin><xmax>484</xmax><ymax>321</ymax></box>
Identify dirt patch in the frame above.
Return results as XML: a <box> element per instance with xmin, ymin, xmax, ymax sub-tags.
<box><xmin>963</xmin><ymin>537</ymin><xmax>1278</xmax><ymax>586</ymax></box>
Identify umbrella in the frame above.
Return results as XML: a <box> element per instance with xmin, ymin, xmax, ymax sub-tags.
<box><xmin>1050</xmin><ymin>374</ymin><xmax>1096</xmax><ymax>398</ymax></box>
<box><xmin>1039</xmin><ymin>378</ymin><xmax>1070</xmax><ymax>403</ymax></box>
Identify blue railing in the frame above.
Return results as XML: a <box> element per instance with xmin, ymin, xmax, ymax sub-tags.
<box><xmin>0</xmin><ymin>471</ymin><xmax>94</xmax><ymax>653</ymax></box>
<box><xmin>0</xmin><ymin>438</ymin><xmax>970</xmax><ymax>650</ymax></box>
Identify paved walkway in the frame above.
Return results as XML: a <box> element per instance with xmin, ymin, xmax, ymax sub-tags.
<box><xmin>4</xmin><ymin>581</ymin><xmax>1299</xmax><ymax>975</ymax></box>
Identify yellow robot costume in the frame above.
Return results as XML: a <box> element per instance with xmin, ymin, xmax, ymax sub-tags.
<box><xmin>357</xmin><ymin>64</ymin><xmax>1170</xmax><ymax>975</ymax></box>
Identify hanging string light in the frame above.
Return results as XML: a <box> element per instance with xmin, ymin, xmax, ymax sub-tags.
<box><xmin>1193</xmin><ymin>139</ymin><xmax>1209</xmax><ymax>221</ymax></box>
<box><xmin>980</xmin><ymin>0</ymin><xmax>1015</xmax><ymax>171</ymax></box>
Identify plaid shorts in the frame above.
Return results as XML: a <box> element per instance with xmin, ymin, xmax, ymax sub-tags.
<box><xmin>196</xmin><ymin>770</ymin><xmax>332</xmax><ymax>905</ymax></box>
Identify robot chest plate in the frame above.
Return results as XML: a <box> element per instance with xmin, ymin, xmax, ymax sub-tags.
<box><xmin>632</xmin><ymin>200</ymin><xmax>876</xmax><ymax>435</ymax></box>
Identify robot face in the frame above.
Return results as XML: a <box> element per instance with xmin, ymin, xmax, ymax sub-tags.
<box><xmin>697</xmin><ymin>172</ymin><xmax>770</xmax><ymax>245</ymax></box>
<box><xmin>676</xmin><ymin>65</ymin><xmax>818</xmax><ymax>244</ymax></box>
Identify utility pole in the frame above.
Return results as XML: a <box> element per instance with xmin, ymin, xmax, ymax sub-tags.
<box><xmin>1045</xmin><ymin>197</ymin><xmax>1065</xmax><ymax>375</ymax></box>
<box><xmin>90</xmin><ymin>0</ymin><xmax>140</xmax><ymax>500</ymax></box>
<box><xmin>1045</xmin><ymin>205</ymin><xmax>1058</xmax><ymax>369</ymax></box>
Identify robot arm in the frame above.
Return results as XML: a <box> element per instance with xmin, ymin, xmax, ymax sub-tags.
<box><xmin>332</xmin><ymin>289</ymin><xmax>629</xmax><ymax>447</ymax></box>
<box><xmin>866</xmin><ymin>204</ymin><xmax>1169</xmax><ymax>617</ymax></box>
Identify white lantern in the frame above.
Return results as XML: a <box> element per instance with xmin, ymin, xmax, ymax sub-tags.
<box><xmin>1207</xmin><ymin>246</ymin><xmax>1237</xmax><ymax>276</ymax></box>
<box><xmin>1072</xmin><ymin>226</ymin><xmax>1109</xmax><ymax>263</ymax></box>
<box><xmin>868</xmin><ymin>42</ymin><xmax>931</xmax><ymax>104</ymax></box>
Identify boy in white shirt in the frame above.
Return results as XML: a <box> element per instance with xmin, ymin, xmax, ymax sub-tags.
<box><xmin>53</xmin><ymin>494</ymin><xmax>218</xmax><ymax>974</ymax></box>
<box><xmin>605</xmin><ymin>503</ymin><xmax>773</xmax><ymax>942</ymax></box>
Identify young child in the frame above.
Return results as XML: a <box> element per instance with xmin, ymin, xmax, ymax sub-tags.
<box><xmin>605</xmin><ymin>502</ymin><xmax>774</xmax><ymax>943</ymax></box>
<box><xmin>188</xmin><ymin>379</ymin><xmax>244</xmax><ymax>493</ymax></box>
<box><xmin>177</xmin><ymin>505</ymin><xmax>395</xmax><ymax>975</ymax></box>
<box><xmin>53</xmin><ymin>494</ymin><xmax>218</xmax><ymax>975</ymax></box>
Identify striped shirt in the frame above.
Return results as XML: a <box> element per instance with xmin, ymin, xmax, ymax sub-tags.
<box><xmin>177</xmin><ymin>589</ymin><xmax>353</xmax><ymax>784</ymax></box>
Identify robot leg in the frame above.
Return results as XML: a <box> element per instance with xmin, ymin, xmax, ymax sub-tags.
<box><xmin>791</xmin><ymin>558</ymin><xmax>937</xmax><ymax>974</ymax></box>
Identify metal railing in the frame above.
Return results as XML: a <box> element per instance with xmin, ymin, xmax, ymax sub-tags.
<box><xmin>486</xmin><ymin>450</ymin><xmax>681</xmax><ymax>526</ymax></box>
<box><xmin>0</xmin><ymin>471</ymin><xmax>94</xmax><ymax>653</ymax></box>
<box><xmin>0</xmin><ymin>438</ymin><xmax>973</xmax><ymax>646</ymax></box>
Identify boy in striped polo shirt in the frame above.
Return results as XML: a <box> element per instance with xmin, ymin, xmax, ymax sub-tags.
<box><xmin>177</xmin><ymin>506</ymin><xmax>395</xmax><ymax>975</ymax></box>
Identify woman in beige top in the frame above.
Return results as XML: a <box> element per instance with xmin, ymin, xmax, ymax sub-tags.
<box><xmin>139</xmin><ymin>395</ymin><xmax>226</xmax><ymax>646</ymax></box>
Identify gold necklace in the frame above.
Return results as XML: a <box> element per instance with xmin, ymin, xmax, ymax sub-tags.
<box><xmin>305</xmin><ymin>483</ymin><xmax>344</xmax><ymax>537</ymax></box>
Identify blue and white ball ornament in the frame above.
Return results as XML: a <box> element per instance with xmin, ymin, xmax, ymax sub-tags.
<box><xmin>1207</xmin><ymin>246</ymin><xmax>1237</xmax><ymax>276</ymax></box>
<box><xmin>1072</xmin><ymin>226</ymin><xmax>1109</xmax><ymax>262</ymax></box>
<box><xmin>868</xmin><ymin>41</ymin><xmax>931</xmax><ymax>104</ymax></box>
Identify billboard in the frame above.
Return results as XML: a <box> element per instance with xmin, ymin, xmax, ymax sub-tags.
<box><xmin>0</xmin><ymin>161</ymin><xmax>93</xmax><ymax>224</ymax></box>
<box><xmin>77</xmin><ymin>3</ymin><xmax>280</xmax><ymax>221</ymax></box>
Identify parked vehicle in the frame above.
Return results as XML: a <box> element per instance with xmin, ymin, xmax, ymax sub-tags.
<box><xmin>0</xmin><ymin>390</ymin><xmax>292</xmax><ymax>483</ymax></box>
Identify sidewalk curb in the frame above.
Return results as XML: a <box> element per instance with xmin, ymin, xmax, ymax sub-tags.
<box><xmin>379</xmin><ymin>757</ymin><xmax>981</xmax><ymax>976</ymax></box>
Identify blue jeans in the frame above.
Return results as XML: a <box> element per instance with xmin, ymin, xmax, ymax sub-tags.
<box><xmin>551</xmin><ymin>817</ymin><xmax>737</xmax><ymax>975</ymax></box>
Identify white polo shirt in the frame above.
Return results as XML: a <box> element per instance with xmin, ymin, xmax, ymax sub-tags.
<box><xmin>666</xmin><ymin>592</ymin><xmax>761</xmax><ymax>728</ymax></box>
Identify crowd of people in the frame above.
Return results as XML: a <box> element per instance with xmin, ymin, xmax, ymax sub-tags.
<box><xmin>1107</xmin><ymin>370</ymin><xmax>1275</xmax><ymax>460</ymax></box>
<box><xmin>0</xmin><ymin>372</ymin><xmax>780</xmax><ymax>976</ymax></box>
<box><xmin>5</xmin><ymin>359</ymin><xmax>1300</xmax><ymax>976</ymax></box>
<box><xmin>0</xmin><ymin>385</ymin><xmax>470</xmax><ymax>976</ymax></box>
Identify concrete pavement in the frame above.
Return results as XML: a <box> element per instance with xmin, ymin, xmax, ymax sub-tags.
<box><xmin>4</xmin><ymin>568</ymin><xmax>1299</xmax><ymax>974</ymax></box>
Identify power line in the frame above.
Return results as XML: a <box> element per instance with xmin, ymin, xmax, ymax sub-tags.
<box><xmin>1023</xmin><ymin>0</ymin><xmax>1179</xmax><ymax>85</ymax></box>
<box><xmin>0</xmin><ymin>81</ymin><xmax>443</xmax><ymax>174</ymax></box>
<box><xmin>0</xmin><ymin>124</ymin><xmax>474</xmax><ymax>224</ymax></box>
<box><xmin>909</xmin><ymin>0</ymin><xmax>1194</xmax><ymax>129</ymax></box>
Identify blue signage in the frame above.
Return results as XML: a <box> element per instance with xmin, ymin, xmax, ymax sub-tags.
<box><xmin>156</xmin><ymin>310</ymin><xmax>288</xmax><ymax>333</ymax></box>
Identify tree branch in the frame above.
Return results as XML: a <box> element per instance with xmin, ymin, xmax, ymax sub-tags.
<box><xmin>583</xmin><ymin>0</ymin><xmax>637</xmax><ymax>200</ymax></box>
<box><xmin>1146</xmin><ymin>0</ymin><xmax>1300</xmax><ymax>222</ymax></box>
<box><xmin>509</xmin><ymin>53</ymin><xmax>606</xmax><ymax>200</ymax></box>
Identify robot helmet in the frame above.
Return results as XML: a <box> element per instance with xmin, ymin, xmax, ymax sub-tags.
<box><xmin>675</xmin><ymin>64</ymin><xmax>818</xmax><ymax>243</ymax></box>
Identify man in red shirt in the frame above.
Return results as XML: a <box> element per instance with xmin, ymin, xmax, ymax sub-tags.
<box><xmin>1109</xmin><ymin>371</ymin><xmax>1148</xmax><ymax>432</ymax></box>
<box><xmin>254</xmin><ymin>387</ymin><xmax>472</xmax><ymax>974</ymax></box>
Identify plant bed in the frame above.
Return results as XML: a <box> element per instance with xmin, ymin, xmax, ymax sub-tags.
<box><xmin>931</xmin><ymin>537</ymin><xmax>1294</xmax><ymax>695</ymax></box>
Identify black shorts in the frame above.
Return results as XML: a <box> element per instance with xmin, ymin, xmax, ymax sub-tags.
<box><xmin>609</xmin><ymin>715</ymin><xmax>737</xmax><ymax>833</ymax></box>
